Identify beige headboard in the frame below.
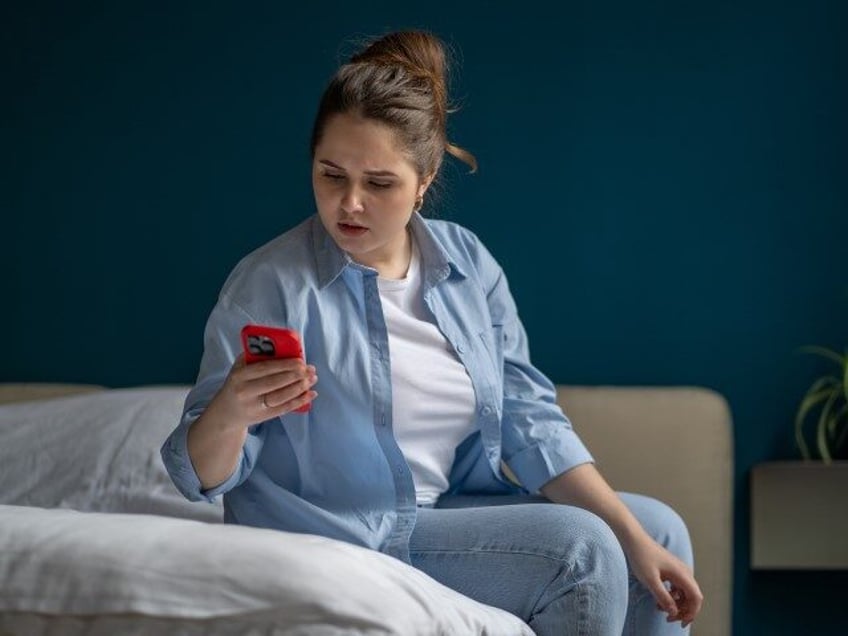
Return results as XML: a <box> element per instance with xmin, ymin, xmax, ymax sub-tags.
<box><xmin>0</xmin><ymin>383</ymin><xmax>106</xmax><ymax>405</ymax></box>
<box><xmin>558</xmin><ymin>386</ymin><xmax>733</xmax><ymax>636</ymax></box>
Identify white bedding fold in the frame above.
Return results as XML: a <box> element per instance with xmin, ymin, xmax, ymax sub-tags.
<box><xmin>0</xmin><ymin>505</ymin><xmax>532</xmax><ymax>635</ymax></box>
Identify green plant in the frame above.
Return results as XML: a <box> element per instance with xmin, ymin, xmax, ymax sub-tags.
<box><xmin>794</xmin><ymin>346</ymin><xmax>848</xmax><ymax>462</ymax></box>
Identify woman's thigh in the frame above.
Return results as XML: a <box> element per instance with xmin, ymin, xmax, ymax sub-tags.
<box><xmin>432</xmin><ymin>492</ymin><xmax>692</xmax><ymax>564</ymax></box>
<box><xmin>410</xmin><ymin>496</ymin><xmax>629</xmax><ymax>635</ymax></box>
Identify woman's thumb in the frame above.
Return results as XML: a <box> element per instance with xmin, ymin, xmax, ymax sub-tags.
<box><xmin>650</xmin><ymin>577</ymin><xmax>677</xmax><ymax>615</ymax></box>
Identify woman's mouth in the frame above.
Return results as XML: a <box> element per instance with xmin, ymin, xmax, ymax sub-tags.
<box><xmin>338</xmin><ymin>222</ymin><xmax>368</xmax><ymax>237</ymax></box>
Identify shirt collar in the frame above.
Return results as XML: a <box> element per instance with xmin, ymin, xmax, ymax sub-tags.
<box><xmin>311</xmin><ymin>213</ymin><xmax>467</xmax><ymax>290</ymax></box>
<box><xmin>408</xmin><ymin>213</ymin><xmax>468</xmax><ymax>285</ymax></box>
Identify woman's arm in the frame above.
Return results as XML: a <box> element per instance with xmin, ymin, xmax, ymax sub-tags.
<box><xmin>540</xmin><ymin>464</ymin><xmax>703</xmax><ymax>628</ymax></box>
<box><xmin>468</xmin><ymin>230</ymin><xmax>702</xmax><ymax>626</ymax></box>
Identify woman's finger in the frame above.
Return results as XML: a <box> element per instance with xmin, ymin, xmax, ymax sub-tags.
<box><xmin>647</xmin><ymin>576</ymin><xmax>678</xmax><ymax>617</ymax></box>
<box><xmin>265</xmin><ymin>389</ymin><xmax>318</xmax><ymax>416</ymax></box>
<box><xmin>664</xmin><ymin>569</ymin><xmax>704</xmax><ymax>624</ymax></box>
<box><xmin>245</xmin><ymin>368</ymin><xmax>314</xmax><ymax>396</ymax></box>
<box><xmin>238</xmin><ymin>356</ymin><xmax>311</xmax><ymax>381</ymax></box>
<box><xmin>264</xmin><ymin>374</ymin><xmax>318</xmax><ymax>407</ymax></box>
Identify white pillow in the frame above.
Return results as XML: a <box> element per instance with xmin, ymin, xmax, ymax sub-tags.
<box><xmin>0</xmin><ymin>505</ymin><xmax>533</xmax><ymax>635</ymax></box>
<box><xmin>0</xmin><ymin>387</ymin><xmax>223</xmax><ymax>522</ymax></box>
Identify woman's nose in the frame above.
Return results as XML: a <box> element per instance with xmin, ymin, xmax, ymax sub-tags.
<box><xmin>340</xmin><ymin>184</ymin><xmax>364</xmax><ymax>213</ymax></box>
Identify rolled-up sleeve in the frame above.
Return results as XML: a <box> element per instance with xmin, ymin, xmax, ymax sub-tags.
<box><xmin>481</xmin><ymin>249</ymin><xmax>594</xmax><ymax>493</ymax></box>
<box><xmin>160</xmin><ymin>297</ymin><xmax>269</xmax><ymax>502</ymax></box>
<box><xmin>161</xmin><ymin>406</ymin><xmax>268</xmax><ymax>502</ymax></box>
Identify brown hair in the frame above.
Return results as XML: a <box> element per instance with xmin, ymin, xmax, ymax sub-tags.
<box><xmin>310</xmin><ymin>31</ymin><xmax>477</xmax><ymax>190</ymax></box>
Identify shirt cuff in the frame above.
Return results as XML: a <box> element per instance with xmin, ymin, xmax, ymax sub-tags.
<box><xmin>505</xmin><ymin>430</ymin><xmax>594</xmax><ymax>493</ymax></box>
<box><xmin>200</xmin><ymin>467</ymin><xmax>241</xmax><ymax>499</ymax></box>
<box><xmin>160</xmin><ymin>413</ymin><xmax>220</xmax><ymax>504</ymax></box>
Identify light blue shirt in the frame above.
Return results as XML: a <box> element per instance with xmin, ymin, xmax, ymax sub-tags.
<box><xmin>161</xmin><ymin>213</ymin><xmax>592</xmax><ymax>562</ymax></box>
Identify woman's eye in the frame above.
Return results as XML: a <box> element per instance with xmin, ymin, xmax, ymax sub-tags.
<box><xmin>321</xmin><ymin>172</ymin><xmax>391</xmax><ymax>189</ymax></box>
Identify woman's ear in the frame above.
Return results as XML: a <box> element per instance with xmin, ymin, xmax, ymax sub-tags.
<box><xmin>418</xmin><ymin>174</ymin><xmax>435</xmax><ymax>198</ymax></box>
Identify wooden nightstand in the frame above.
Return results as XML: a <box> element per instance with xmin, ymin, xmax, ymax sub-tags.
<box><xmin>750</xmin><ymin>461</ymin><xmax>848</xmax><ymax>569</ymax></box>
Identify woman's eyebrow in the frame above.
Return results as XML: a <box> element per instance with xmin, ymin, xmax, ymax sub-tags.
<box><xmin>363</xmin><ymin>169</ymin><xmax>398</xmax><ymax>177</ymax></box>
<box><xmin>317</xmin><ymin>159</ymin><xmax>344</xmax><ymax>171</ymax></box>
<box><xmin>318</xmin><ymin>159</ymin><xmax>398</xmax><ymax>178</ymax></box>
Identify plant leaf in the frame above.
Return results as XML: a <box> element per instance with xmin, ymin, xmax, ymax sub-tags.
<box><xmin>816</xmin><ymin>391</ymin><xmax>840</xmax><ymax>463</ymax></box>
<box><xmin>798</xmin><ymin>345</ymin><xmax>846</xmax><ymax>367</ymax></box>
<box><xmin>802</xmin><ymin>375</ymin><xmax>840</xmax><ymax>396</ymax></box>
<box><xmin>843</xmin><ymin>347</ymin><xmax>848</xmax><ymax>402</ymax></box>
<box><xmin>795</xmin><ymin>388</ymin><xmax>834</xmax><ymax>460</ymax></box>
<box><xmin>834</xmin><ymin>404</ymin><xmax>848</xmax><ymax>452</ymax></box>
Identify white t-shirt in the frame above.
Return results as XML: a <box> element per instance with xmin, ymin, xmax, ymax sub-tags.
<box><xmin>377</xmin><ymin>239</ymin><xmax>477</xmax><ymax>505</ymax></box>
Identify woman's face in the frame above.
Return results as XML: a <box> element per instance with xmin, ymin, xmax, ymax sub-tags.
<box><xmin>312</xmin><ymin>113</ymin><xmax>430</xmax><ymax>276</ymax></box>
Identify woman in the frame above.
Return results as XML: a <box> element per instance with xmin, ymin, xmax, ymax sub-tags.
<box><xmin>162</xmin><ymin>30</ymin><xmax>702</xmax><ymax>635</ymax></box>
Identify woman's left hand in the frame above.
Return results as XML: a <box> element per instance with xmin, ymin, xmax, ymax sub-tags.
<box><xmin>624</xmin><ymin>536</ymin><xmax>704</xmax><ymax>628</ymax></box>
<box><xmin>540</xmin><ymin>464</ymin><xmax>704</xmax><ymax>628</ymax></box>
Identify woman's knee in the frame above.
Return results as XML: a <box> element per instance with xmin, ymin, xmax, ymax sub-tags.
<box><xmin>529</xmin><ymin>506</ymin><xmax>629</xmax><ymax>634</ymax></box>
<box><xmin>619</xmin><ymin>493</ymin><xmax>693</xmax><ymax>566</ymax></box>
<box><xmin>538</xmin><ymin>505</ymin><xmax>629</xmax><ymax>589</ymax></box>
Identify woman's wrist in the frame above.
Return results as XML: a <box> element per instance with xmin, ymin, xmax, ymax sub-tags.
<box><xmin>541</xmin><ymin>464</ymin><xmax>652</xmax><ymax>554</ymax></box>
<box><xmin>607</xmin><ymin>517</ymin><xmax>653</xmax><ymax>556</ymax></box>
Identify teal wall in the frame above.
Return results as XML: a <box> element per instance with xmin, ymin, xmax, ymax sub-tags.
<box><xmin>4</xmin><ymin>2</ymin><xmax>846</xmax><ymax>633</ymax></box>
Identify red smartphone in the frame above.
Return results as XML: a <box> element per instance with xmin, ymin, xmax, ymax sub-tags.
<box><xmin>240</xmin><ymin>324</ymin><xmax>311</xmax><ymax>413</ymax></box>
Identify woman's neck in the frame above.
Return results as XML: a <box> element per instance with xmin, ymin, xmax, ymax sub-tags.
<box><xmin>352</xmin><ymin>228</ymin><xmax>412</xmax><ymax>280</ymax></box>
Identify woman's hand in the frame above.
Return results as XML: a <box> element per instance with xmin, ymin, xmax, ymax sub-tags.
<box><xmin>208</xmin><ymin>353</ymin><xmax>318</xmax><ymax>431</ymax></box>
<box><xmin>187</xmin><ymin>354</ymin><xmax>317</xmax><ymax>489</ymax></box>
<box><xmin>624</xmin><ymin>535</ymin><xmax>704</xmax><ymax>628</ymax></box>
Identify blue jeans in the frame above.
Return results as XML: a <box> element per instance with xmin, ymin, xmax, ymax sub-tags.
<box><xmin>410</xmin><ymin>493</ymin><xmax>693</xmax><ymax>636</ymax></box>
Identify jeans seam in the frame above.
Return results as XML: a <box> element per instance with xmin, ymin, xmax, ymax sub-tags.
<box><xmin>410</xmin><ymin>546</ymin><xmax>583</xmax><ymax>566</ymax></box>
<box><xmin>577</xmin><ymin>580</ymin><xmax>588</xmax><ymax>636</ymax></box>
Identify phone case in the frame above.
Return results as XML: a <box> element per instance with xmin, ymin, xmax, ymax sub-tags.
<box><xmin>240</xmin><ymin>324</ymin><xmax>310</xmax><ymax>412</ymax></box>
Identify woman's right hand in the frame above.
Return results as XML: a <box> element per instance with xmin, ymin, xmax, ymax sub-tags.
<box><xmin>187</xmin><ymin>353</ymin><xmax>317</xmax><ymax>490</ymax></box>
<box><xmin>207</xmin><ymin>352</ymin><xmax>318</xmax><ymax>432</ymax></box>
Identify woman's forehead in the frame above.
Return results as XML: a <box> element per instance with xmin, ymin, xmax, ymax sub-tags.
<box><xmin>315</xmin><ymin>113</ymin><xmax>416</xmax><ymax>174</ymax></box>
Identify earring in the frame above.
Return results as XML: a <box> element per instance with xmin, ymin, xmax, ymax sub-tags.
<box><xmin>413</xmin><ymin>196</ymin><xmax>424</xmax><ymax>213</ymax></box>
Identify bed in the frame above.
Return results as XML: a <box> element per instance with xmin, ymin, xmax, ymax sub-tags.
<box><xmin>0</xmin><ymin>382</ymin><xmax>733</xmax><ymax>635</ymax></box>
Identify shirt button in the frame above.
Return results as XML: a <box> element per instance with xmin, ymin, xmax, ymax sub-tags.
<box><xmin>456</xmin><ymin>343</ymin><xmax>466</xmax><ymax>354</ymax></box>
<box><xmin>481</xmin><ymin>406</ymin><xmax>492</xmax><ymax>416</ymax></box>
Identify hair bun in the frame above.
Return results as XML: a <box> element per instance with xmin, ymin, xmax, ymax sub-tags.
<box><xmin>350</xmin><ymin>31</ymin><xmax>449</xmax><ymax>124</ymax></box>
